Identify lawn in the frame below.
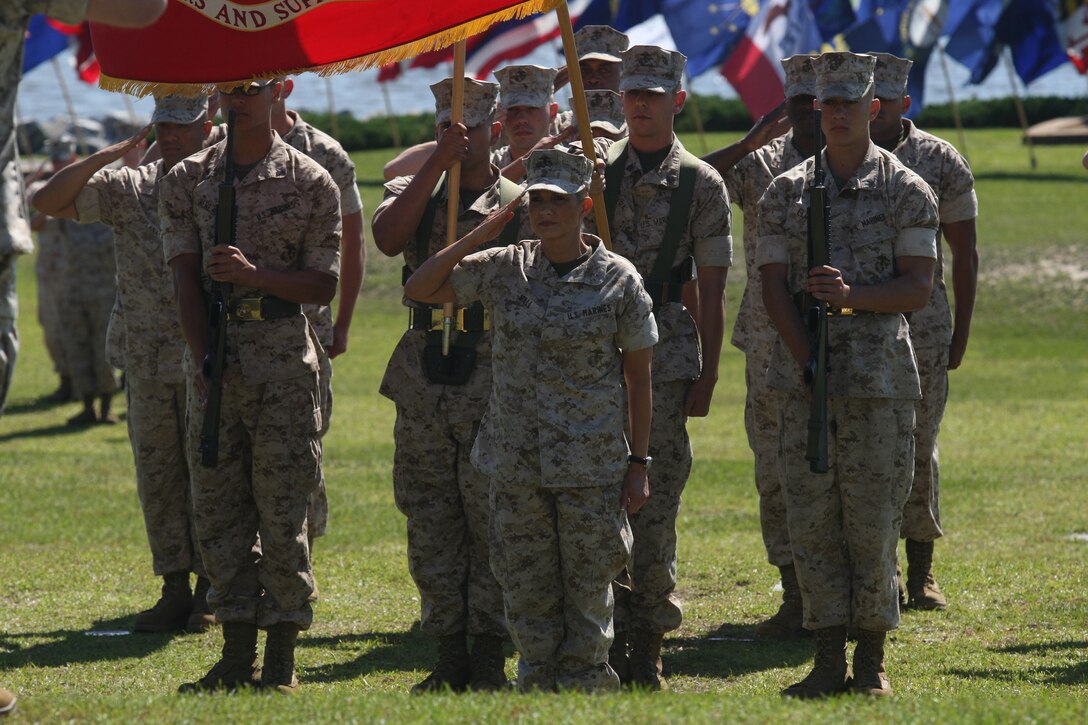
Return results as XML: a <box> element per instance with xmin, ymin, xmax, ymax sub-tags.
<box><xmin>0</xmin><ymin>128</ymin><xmax>1085</xmax><ymax>723</ymax></box>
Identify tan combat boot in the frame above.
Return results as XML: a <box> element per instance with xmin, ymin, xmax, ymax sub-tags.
<box><xmin>134</xmin><ymin>571</ymin><xmax>192</xmax><ymax>632</ymax></box>
<box><xmin>468</xmin><ymin>634</ymin><xmax>509</xmax><ymax>691</ymax></box>
<box><xmin>0</xmin><ymin>686</ymin><xmax>15</xmax><ymax>716</ymax></box>
<box><xmin>262</xmin><ymin>623</ymin><xmax>302</xmax><ymax>694</ymax></box>
<box><xmin>781</xmin><ymin>625</ymin><xmax>849</xmax><ymax>699</ymax></box>
<box><xmin>411</xmin><ymin>632</ymin><xmax>471</xmax><ymax>694</ymax></box>
<box><xmin>852</xmin><ymin>629</ymin><xmax>893</xmax><ymax>697</ymax></box>
<box><xmin>755</xmin><ymin>565</ymin><xmax>806</xmax><ymax>638</ymax></box>
<box><xmin>608</xmin><ymin>630</ymin><xmax>631</xmax><ymax>685</ymax></box>
<box><xmin>178</xmin><ymin>622</ymin><xmax>262</xmax><ymax>692</ymax></box>
<box><xmin>628</xmin><ymin>630</ymin><xmax>668</xmax><ymax>691</ymax></box>
<box><xmin>186</xmin><ymin>576</ymin><xmax>217</xmax><ymax>633</ymax></box>
<box><xmin>905</xmin><ymin>539</ymin><xmax>947</xmax><ymax>610</ymax></box>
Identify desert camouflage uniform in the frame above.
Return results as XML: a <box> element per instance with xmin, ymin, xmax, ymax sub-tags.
<box><xmin>59</xmin><ymin>218</ymin><xmax>116</xmax><ymax>398</ymax></box>
<box><xmin>755</xmin><ymin>143</ymin><xmax>938</xmax><ymax>630</ymax></box>
<box><xmin>588</xmin><ymin>136</ymin><xmax>732</xmax><ymax>633</ymax></box>
<box><xmin>0</xmin><ymin>0</ymin><xmax>87</xmax><ymax>412</ymax></box>
<box><xmin>74</xmin><ymin>160</ymin><xmax>204</xmax><ymax>579</ymax></box>
<box><xmin>450</xmin><ymin>237</ymin><xmax>658</xmax><ymax>691</ymax></box>
<box><xmin>375</xmin><ymin>172</ymin><xmax>530</xmax><ymax>640</ymax></box>
<box><xmin>161</xmin><ymin>134</ymin><xmax>340</xmax><ymax>629</ymax></box>
<box><xmin>26</xmin><ymin>182</ymin><xmax>70</xmax><ymax>379</ymax></box>
<box><xmin>723</xmin><ymin>131</ymin><xmax>806</xmax><ymax>568</ymax></box>
<box><xmin>889</xmin><ymin>119</ymin><xmax>977</xmax><ymax>543</ymax></box>
<box><xmin>282</xmin><ymin>109</ymin><xmax>365</xmax><ymax>539</ymax></box>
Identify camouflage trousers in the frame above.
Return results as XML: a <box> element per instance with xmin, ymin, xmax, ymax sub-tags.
<box><xmin>614</xmin><ymin>378</ymin><xmax>692</xmax><ymax>634</ymax></box>
<box><xmin>744</xmin><ymin>347</ymin><xmax>792</xmax><ymax>567</ymax></box>
<box><xmin>60</xmin><ymin>286</ymin><xmax>115</xmax><ymax>398</ymax></box>
<box><xmin>186</xmin><ymin>372</ymin><xmax>320</xmax><ymax>629</ymax></box>
<box><xmin>778</xmin><ymin>392</ymin><xmax>915</xmax><ymax>631</ymax></box>
<box><xmin>35</xmin><ymin>257</ymin><xmax>67</xmax><ymax>377</ymax></box>
<box><xmin>901</xmin><ymin>344</ymin><xmax>947</xmax><ymax>542</ymax></box>
<box><xmin>309</xmin><ymin>353</ymin><xmax>333</xmax><ymax>539</ymax></box>
<box><xmin>392</xmin><ymin>402</ymin><xmax>506</xmax><ymax>638</ymax></box>
<box><xmin>0</xmin><ymin>257</ymin><xmax>16</xmax><ymax>415</ymax></box>
<box><xmin>490</xmin><ymin>480</ymin><xmax>629</xmax><ymax>693</ymax></box>
<box><xmin>127</xmin><ymin>375</ymin><xmax>204</xmax><ymax>578</ymax></box>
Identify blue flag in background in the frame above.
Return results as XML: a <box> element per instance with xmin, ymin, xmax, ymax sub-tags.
<box><xmin>658</xmin><ymin>1</ymin><xmax>750</xmax><ymax>76</ymax></box>
<box><xmin>575</xmin><ymin>0</ymin><xmax>623</xmax><ymax>28</ymax></box>
<box><xmin>810</xmin><ymin>0</ymin><xmax>857</xmax><ymax>40</ymax></box>
<box><xmin>844</xmin><ymin>0</ymin><xmax>946</xmax><ymax>115</ymax></box>
<box><xmin>22</xmin><ymin>15</ymin><xmax>72</xmax><ymax>73</ymax></box>
<box><xmin>945</xmin><ymin>0</ymin><xmax>1067</xmax><ymax>85</ymax></box>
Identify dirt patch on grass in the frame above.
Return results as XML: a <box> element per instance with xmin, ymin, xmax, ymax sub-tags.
<box><xmin>980</xmin><ymin>245</ymin><xmax>1088</xmax><ymax>284</ymax></box>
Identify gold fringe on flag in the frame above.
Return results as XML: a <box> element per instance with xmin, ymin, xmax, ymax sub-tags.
<box><xmin>98</xmin><ymin>0</ymin><xmax>562</xmax><ymax>97</ymax></box>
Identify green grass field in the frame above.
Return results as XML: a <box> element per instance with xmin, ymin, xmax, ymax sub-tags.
<box><xmin>1</xmin><ymin>128</ymin><xmax>1085</xmax><ymax>723</ymax></box>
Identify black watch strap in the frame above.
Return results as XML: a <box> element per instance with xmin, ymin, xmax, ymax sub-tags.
<box><xmin>628</xmin><ymin>454</ymin><xmax>652</xmax><ymax>468</ymax></box>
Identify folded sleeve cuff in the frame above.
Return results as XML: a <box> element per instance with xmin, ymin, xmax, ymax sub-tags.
<box><xmin>755</xmin><ymin>234</ymin><xmax>790</xmax><ymax>268</ymax></box>
<box><xmin>694</xmin><ymin>235</ymin><xmax>733</xmax><ymax>268</ymax></box>
<box><xmin>896</xmin><ymin>227</ymin><xmax>938</xmax><ymax>259</ymax></box>
<box><xmin>939</xmin><ymin>189</ymin><xmax>977</xmax><ymax>225</ymax></box>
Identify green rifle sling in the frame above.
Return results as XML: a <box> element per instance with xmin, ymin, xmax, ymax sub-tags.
<box><xmin>409</xmin><ymin>172</ymin><xmax>521</xmax><ymax>349</ymax></box>
<box><xmin>603</xmin><ymin>138</ymin><xmax>700</xmax><ymax>305</ymax></box>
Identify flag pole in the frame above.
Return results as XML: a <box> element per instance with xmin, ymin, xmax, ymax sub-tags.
<box><xmin>684</xmin><ymin>71</ymin><xmax>709</xmax><ymax>154</ymax></box>
<box><xmin>442</xmin><ymin>40</ymin><xmax>467</xmax><ymax>357</ymax></box>
<box><xmin>120</xmin><ymin>94</ymin><xmax>139</xmax><ymax>125</ymax></box>
<box><xmin>555</xmin><ymin>0</ymin><xmax>611</xmax><ymax>250</ymax></box>
<box><xmin>324</xmin><ymin>77</ymin><xmax>341</xmax><ymax>140</ymax></box>
<box><xmin>381</xmin><ymin>81</ymin><xmax>402</xmax><ymax>149</ymax></box>
<box><xmin>1003</xmin><ymin>48</ymin><xmax>1036</xmax><ymax>169</ymax></box>
<box><xmin>935</xmin><ymin>42</ymin><xmax>968</xmax><ymax>163</ymax></box>
<box><xmin>51</xmin><ymin>57</ymin><xmax>88</xmax><ymax>155</ymax></box>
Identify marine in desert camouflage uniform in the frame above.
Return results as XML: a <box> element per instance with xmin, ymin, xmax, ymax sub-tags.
<box><xmin>372</xmin><ymin>78</ymin><xmax>531</xmax><ymax>693</ymax></box>
<box><xmin>587</xmin><ymin>45</ymin><xmax>732</xmax><ymax>690</ymax></box>
<box><xmin>870</xmin><ymin>53</ymin><xmax>979</xmax><ymax>613</ymax></box>
<box><xmin>491</xmin><ymin>65</ymin><xmax>565</xmax><ymax>179</ymax></box>
<box><xmin>1</xmin><ymin>3</ymin><xmax>167</xmax><ymax>716</ymax></box>
<box><xmin>271</xmin><ymin>78</ymin><xmax>368</xmax><ymax>545</ymax></box>
<box><xmin>701</xmin><ymin>55</ymin><xmax>819</xmax><ymax>638</ymax></box>
<box><xmin>31</xmin><ymin>95</ymin><xmax>217</xmax><ymax>634</ymax></box>
<box><xmin>757</xmin><ymin>52</ymin><xmax>938</xmax><ymax>699</ymax></box>
<box><xmin>405</xmin><ymin>148</ymin><xmax>658</xmax><ymax>693</ymax></box>
<box><xmin>163</xmin><ymin>78</ymin><xmax>340</xmax><ymax>694</ymax></box>
<box><xmin>27</xmin><ymin>139</ymin><xmax>79</xmax><ymax>403</ymax></box>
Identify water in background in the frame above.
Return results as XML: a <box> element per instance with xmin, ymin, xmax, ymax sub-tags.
<box><xmin>17</xmin><ymin>30</ymin><xmax>1087</xmax><ymax>131</ymax></box>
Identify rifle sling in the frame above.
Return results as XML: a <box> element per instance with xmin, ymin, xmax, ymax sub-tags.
<box><xmin>403</xmin><ymin>172</ymin><xmax>521</xmax><ymax>347</ymax></box>
<box><xmin>604</xmin><ymin>138</ymin><xmax>700</xmax><ymax>307</ymax></box>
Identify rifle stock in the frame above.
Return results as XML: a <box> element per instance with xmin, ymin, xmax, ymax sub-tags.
<box><xmin>199</xmin><ymin>111</ymin><xmax>236</xmax><ymax>468</ymax></box>
<box><xmin>805</xmin><ymin>108</ymin><xmax>830</xmax><ymax>474</ymax></box>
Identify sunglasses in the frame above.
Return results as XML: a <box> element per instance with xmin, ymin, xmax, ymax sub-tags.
<box><xmin>220</xmin><ymin>80</ymin><xmax>275</xmax><ymax>97</ymax></box>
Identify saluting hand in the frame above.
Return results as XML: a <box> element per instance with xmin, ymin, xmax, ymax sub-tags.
<box><xmin>743</xmin><ymin>102</ymin><xmax>791</xmax><ymax>153</ymax></box>
<box><xmin>465</xmin><ymin>191</ymin><xmax>524</xmax><ymax>247</ymax></box>
<box><xmin>96</xmin><ymin>125</ymin><xmax>152</xmax><ymax>166</ymax></box>
<box><xmin>206</xmin><ymin>244</ymin><xmax>256</xmax><ymax>285</ymax></box>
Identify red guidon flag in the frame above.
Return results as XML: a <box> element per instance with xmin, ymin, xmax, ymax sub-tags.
<box><xmin>91</xmin><ymin>0</ymin><xmax>562</xmax><ymax>94</ymax></box>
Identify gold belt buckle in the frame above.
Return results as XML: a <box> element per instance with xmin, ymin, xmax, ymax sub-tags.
<box><xmin>234</xmin><ymin>297</ymin><xmax>264</xmax><ymax>321</ymax></box>
<box><xmin>425</xmin><ymin>307</ymin><xmax>490</xmax><ymax>331</ymax></box>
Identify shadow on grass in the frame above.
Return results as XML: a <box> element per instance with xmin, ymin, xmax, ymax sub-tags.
<box><xmin>298</xmin><ymin>622</ymin><xmax>438</xmax><ymax>683</ymax></box>
<box><xmin>665</xmin><ymin>623</ymin><xmax>813</xmax><ymax>680</ymax></box>
<box><xmin>946</xmin><ymin>639</ymin><xmax>1088</xmax><ymax>686</ymax></box>
<box><xmin>0</xmin><ymin>422</ymin><xmax>86</xmax><ymax>443</ymax></box>
<box><xmin>0</xmin><ymin>614</ymin><xmax>177</xmax><ymax>671</ymax></box>
<box><xmin>973</xmin><ymin>171</ymin><xmax>1085</xmax><ymax>183</ymax></box>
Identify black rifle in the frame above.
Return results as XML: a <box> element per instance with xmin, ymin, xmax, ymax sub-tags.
<box><xmin>805</xmin><ymin>109</ymin><xmax>830</xmax><ymax>474</ymax></box>
<box><xmin>199</xmin><ymin>111</ymin><xmax>237</xmax><ymax>468</ymax></box>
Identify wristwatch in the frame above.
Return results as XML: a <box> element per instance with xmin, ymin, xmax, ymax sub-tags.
<box><xmin>627</xmin><ymin>454</ymin><xmax>653</xmax><ymax>469</ymax></box>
